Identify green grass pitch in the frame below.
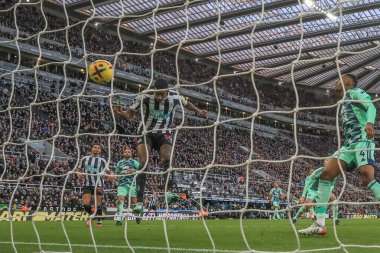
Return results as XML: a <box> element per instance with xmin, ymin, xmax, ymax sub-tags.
<box><xmin>1</xmin><ymin>219</ymin><xmax>380</xmax><ymax>253</ymax></box>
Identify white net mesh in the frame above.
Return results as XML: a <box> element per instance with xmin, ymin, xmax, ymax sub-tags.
<box><xmin>0</xmin><ymin>0</ymin><xmax>380</xmax><ymax>252</ymax></box>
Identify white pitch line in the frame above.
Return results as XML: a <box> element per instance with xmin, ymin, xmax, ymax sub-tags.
<box><xmin>66</xmin><ymin>224</ymin><xmax>248</xmax><ymax>228</ymax></box>
<box><xmin>0</xmin><ymin>241</ymin><xmax>248</xmax><ymax>253</ymax></box>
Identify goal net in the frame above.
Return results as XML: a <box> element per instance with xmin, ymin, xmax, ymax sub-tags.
<box><xmin>0</xmin><ymin>0</ymin><xmax>380</xmax><ymax>252</ymax></box>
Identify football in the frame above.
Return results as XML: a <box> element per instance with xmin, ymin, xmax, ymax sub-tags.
<box><xmin>88</xmin><ymin>59</ymin><xmax>113</xmax><ymax>84</ymax></box>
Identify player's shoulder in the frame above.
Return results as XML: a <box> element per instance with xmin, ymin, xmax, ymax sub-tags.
<box><xmin>136</xmin><ymin>93</ymin><xmax>150</xmax><ymax>99</ymax></box>
<box><xmin>98</xmin><ymin>157</ymin><xmax>107</xmax><ymax>164</ymax></box>
<box><xmin>348</xmin><ymin>87</ymin><xmax>367</xmax><ymax>96</ymax></box>
<box><xmin>168</xmin><ymin>91</ymin><xmax>182</xmax><ymax>99</ymax></box>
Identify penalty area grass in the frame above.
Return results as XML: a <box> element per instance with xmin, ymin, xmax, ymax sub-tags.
<box><xmin>0</xmin><ymin>219</ymin><xmax>379</xmax><ymax>253</ymax></box>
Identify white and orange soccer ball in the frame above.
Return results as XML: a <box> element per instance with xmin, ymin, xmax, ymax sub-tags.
<box><xmin>88</xmin><ymin>60</ymin><xmax>113</xmax><ymax>84</ymax></box>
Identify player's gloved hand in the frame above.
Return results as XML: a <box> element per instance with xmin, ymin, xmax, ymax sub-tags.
<box><xmin>299</xmin><ymin>196</ymin><xmax>305</xmax><ymax>204</ymax></box>
<box><xmin>365</xmin><ymin>123</ymin><xmax>375</xmax><ymax>139</ymax></box>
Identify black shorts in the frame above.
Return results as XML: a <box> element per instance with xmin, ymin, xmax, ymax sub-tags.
<box><xmin>137</xmin><ymin>132</ymin><xmax>172</xmax><ymax>150</ymax></box>
<box><xmin>148</xmin><ymin>205</ymin><xmax>157</xmax><ymax>211</ymax></box>
<box><xmin>83</xmin><ymin>186</ymin><xmax>103</xmax><ymax>196</ymax></box>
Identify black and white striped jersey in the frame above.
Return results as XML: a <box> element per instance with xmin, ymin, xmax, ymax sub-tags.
<box><xmin>129</xmin><ymin>91</ymin><xmax>188</xmax><ymax>134</ymax></box>
<box><xmin>80</xmin><ymin>155</ymin><xmax>106</xmax><ymax>187</ymax></box>
<box><xmin>148</xmin><ymin>195</ymin><xmax>158</xmax><ymax>209</ymax></box>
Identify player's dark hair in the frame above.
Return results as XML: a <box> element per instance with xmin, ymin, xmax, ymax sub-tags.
<box><xmin>154</xmin><ymin>79</ymin><xmax>169</xmax><ymax>90</ymax></box>
<box><xmin>92</xmin><ymin>143</ymin><xmax>101</xmax><ymax>148</ymax></box>
<box><xmin>124</xmin><ymin>145</ymin><xmax>131</xmax><ymax>150</ymax></box>
<box><xmin>344</xmin><ymin>73</ymin><xmax>358</xmax><ymax>87</ymax></box>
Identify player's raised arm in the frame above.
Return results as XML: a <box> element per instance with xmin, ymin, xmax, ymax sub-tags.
<box><xmin>113</xmin><ymin>95</ymin><xmax>142</xmax><ymax>120</ymax></box>
<box><xmin>183</xmin><ymin>98</ymin><xmax>208</xmax><ymax>117</ymax></box>
<box><xmin>76</xmin><ymin>157</ymin><xmax>86</xmax><ymax>180</ymax></box>
<box><xmin>351</xmin><ymin>88</ymin><xmax>376</xmax><ymax>139</ymax></box>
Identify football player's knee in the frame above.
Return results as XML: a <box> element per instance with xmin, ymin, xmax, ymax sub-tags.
<box><xmin>361</xmin><ymin>173</ymin><xmax>374</xmax><ymax>187</ymax></box>
<box><xmin>305</xmin><ymin>203</ymin><xmax>313</xmax><ymax>210</ymax></box>
<box><xmin>160</xmin><ymin>157</ymin><xmax>170</xmax><ymax>166</ymax></box>
<box><xmin>360</xmin><ymin>165</ymin><xmax>375</xmax><ymax>186</ymax></box>
<box><xmin>321</xmin><ymin>168</ymin><xmax>337</xmax><ymax>181</ymax></box>
<box><xmin>139</xmin><ymin>158</ymin><xmax>148</xmax><ymax>169</ymax></box>
<box><xmin>323</xmin><ymin>159</ymin><xmax>345</xmax><ymax>180</ymax></box>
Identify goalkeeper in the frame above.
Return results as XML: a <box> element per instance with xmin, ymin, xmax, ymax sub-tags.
<box><xmin>292</xmin><ymin>159</ymin><xmax>339</xmax><ymax>225</ymax></box>
<box><xmin>114</xmin><ymin>146</ymin><xmax>141</xmax><ymax>225</ymax></box>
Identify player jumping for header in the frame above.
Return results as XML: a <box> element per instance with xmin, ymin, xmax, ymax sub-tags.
<box><xmin>113</xmin><ymin>79</ymin><xmax>207</xmax><ymax>215</ymax></box>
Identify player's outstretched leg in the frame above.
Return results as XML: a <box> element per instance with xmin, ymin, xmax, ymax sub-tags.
<box><xmin>84</xmin><ymin>205</ymin><xmax>93</xmax><ymax>227</ymax></box>
<box><xmin>96</xmin><ymin>205</ymin><xmax>103</xmax><ymax>227</ymax></box>
<box><xmin>298</xmin><ymin>179</ymin><xmax>332</xmax><ymax>234</ymax></box>
<box><xmin>159</xmin><ymin>145</ymin><xmax>180</xmax><ymax>205</ymax></box>
<box><xmin>134</xmin><ymin>176</ymin><xmax>145</xmax><ymax>224</ymax></box>
<box><xmin>129</xmin><ymin>189</ymin><xmax>141</xmax><ymax>224</ymax></box>
<box><xmin>329</xmin><ymin>193</ymin><xmax>340</xmax><ymax>225</ymax></box>
<box><xmin>368</xmin><ymin>180</ymin><xmax>380</xmax><ymax>200</ymax></box>
<box><xmin>310</xmin><ymin>207</ymin><xmax>316</xmax><ymax>219</ymax></box>
<box><xmin>135</xmin><ymin>173</ymin><xmax>145</xmax><ymax>224</ymax></box>
<box><xmin>332</xmin><ymin>204</ymin><xmax>340</xmax><ymax>225</ymax></box>
<box><xmin>298</xmin><ymin>179</ymin><xmax>331</xmax><ymax>234</ymax></box>
<box><xmin>115</xmin><ymin>196</ymin><xmax>125</xmax><ymax>226</ymax></box>
<box><xmin>163</xmin><ymin>165</ymin><xmax>180</xmax><ymax>204</ymax></box>
<box><xmin>299</xmin><ymin>158</ymin><xmax>343</xmax><ymax>235</ymax></box>
<box><xmin>95</xmin><ymin>193</ymin><xmax>103</xmax><ymax>227</ymax></box>
<box><xmin>82</xmin><ymin>192</ymin><xmax>93</xmax><ymax>228</ymax></box>
<box><xmin>274</xmin><ymin>207</ymin><xmax>280</xmax><ymax>220</ymax></box>
<box><xmin>134</xmin><ymin>143</ymin><xmax>151</xmax><ymax>222</ymax></box>
<box><xmin>293</xmin><ymin>206</ymin><xmax>306</xmax><ymax>224</ymax></box>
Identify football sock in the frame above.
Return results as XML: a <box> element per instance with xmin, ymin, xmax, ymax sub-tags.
<box><xmin>274</xmin><ymin>207</ymin><xmax>279</xmax><ymax>219</ymax></box>
<box><xmin>368</xmin><ymin>180</ymin><xmax>380</xmax><ymax>201</ymax></box>
<box><xmin>310</xmin><ymin>207</ymin><xmax>315</xmax><ymax>218</ymax></box>
<box><xmin>96</xmin><ymin>206</ymin><xmax>103</xmax><ymax>222</ymax></box>
<box><xmin>316</xmin><ymin>179</ymin><xmax>333</xmax><ymax>227</ymax></box>
<box><xmin>332</xmin><ymin>203</ymin><xmax>338</xmax><ymax>221</ymax></box>
<box><xmin>117</xmin><ymin>200</ymin><xmax>124</xmax><ymax>221</ymax></box>
<box><xmin>162</xmin><ymin>162</ymin><xmax>174</xmax><ymax>189</ymax></box>
<box><xmin>136</xmin><ymin>173</ymin><xmax>146</xmax><ymax>203</ymax></box>
<box><xmin>84</xmin><ymin>204</ymin><xmax>92</xmax><ymax>215</ymax></box>
<box><xmin>294</xmin><ymin>206</ymin><xmax>305</xmax><ymax>220</ymax></box>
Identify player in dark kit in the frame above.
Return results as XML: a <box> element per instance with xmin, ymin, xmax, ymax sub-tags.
<box><xmin>77</xmin><ymin>143</ymin><xmax>106</xmax><ymax>227</ymax></box>
<box><xmin>113</xmin><ymin>79</ymin><xmax>207</xmax><ymax>214</ymax></box>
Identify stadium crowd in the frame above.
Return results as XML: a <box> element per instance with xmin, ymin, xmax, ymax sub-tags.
<box><xmin>0</xmin><ymin>4</ymin><xmax>348</xmax><ymax>120</ymax></box>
